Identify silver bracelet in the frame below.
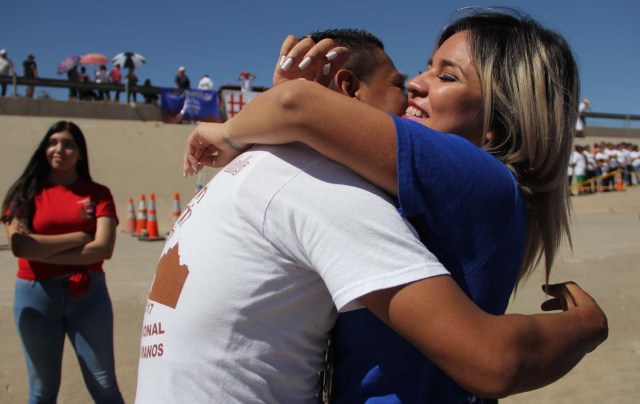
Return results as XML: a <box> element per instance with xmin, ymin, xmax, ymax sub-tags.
<box><xmin>223</xmin><ymin>134</ymin><xmax>253</xmax><ymax>152</ymax></box>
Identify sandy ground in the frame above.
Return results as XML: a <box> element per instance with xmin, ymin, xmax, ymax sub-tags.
<box><xmin>0</xmin><ymin>115</ymin><xmax>639</xmax><ymax>403</ymax></box>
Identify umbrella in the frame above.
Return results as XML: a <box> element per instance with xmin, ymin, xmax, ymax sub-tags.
<box><xmin>57</xmin><ymin>55</ymin><xmax>80</xmax><ymax>75</ymax></box>
<box><xmin>80</xmin><ymin>53</ymin><xmax>109</xmax><ymax>65</ymax></box>
<box><xmin>112</xmin><ymin>52</ymin><xmax>145</xmax><ymax>69</ymax></box>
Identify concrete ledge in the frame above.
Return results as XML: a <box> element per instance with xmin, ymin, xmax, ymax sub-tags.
<box><xmin>1</xmin><ymin>96</ymin><xmax>639</xmax><ymax>137</ymax></box>
<box><xmin>0</xmin><ymin>97</ymin><xmax>161</xmax><ymax>121</ymax></box>
<box><xmin>585</xmin><ymin>126</ymin><xmax>640</xmax><ymax>139</ymax></box>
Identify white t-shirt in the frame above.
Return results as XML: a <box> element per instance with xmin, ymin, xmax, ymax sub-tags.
<box><xmin>595</xmin><ymin>151</ymin><xmax>609</xmax><ymax>171</ymax></box>
<box><xmin>606</xmin><ymin>149</ymin><xmax>619</xmax><ymax>169</ymax></box>
<box><xmin>197</xmin><ymin>75</ymin><xmax>214</xmax><ymax>90</ymax></box>
<box><xmin>630</xmin><ymin>150</ymin><xmax>640</xmax><ymax>168</ymax></box>
<box><xmin>575</xmin><ymin>100</ymin><xmax>590</xmax><ymax>131</ymax></box>
<box><xmin>0</xmin><ymin>56</ymin><xmax>11</xmax><ymax>75</ymax></box>
<box><xmin>570</xmin><ymin>150</ymin><xmax>586</xmax><ymax>176</ymax></box>
<box><xmin>135</xmin><ymin>144</ymin><xmax>448</xmax><ymax>403</ymax></box>
<box><xmin>95</xmin><ymin>69</ymin><xmax>110</xmax><ymax>84</ymax></box>
<box><xmin>583</xmin><ymin>150</ymin><xmax>596</xmax><ymax>171</ymax></box>
<box><xmin>619</xmin><ymin>149</ymin><xmax>631</xmax><ymax>166</ymax></box>
<box><xmin>239</xmin><ymin>77</ymin><xmax>252</xmax><ymax>91</ymax></box>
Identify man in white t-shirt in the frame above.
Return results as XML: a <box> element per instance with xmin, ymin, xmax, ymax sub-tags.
<box><xmin>136</xmin><ymin>29</ymin><xmax>414</xmax><ymax>403</ymax></box>
<box><xmin>575</xmin><ymin>98</ymin><xmax>590</xmax><ymax>137</ymax></box>
<box><xmin>0</xmin><ymin>49</ymin><xmax>14</xmax><ymax>97</ymax></box>
<box><xmin>136</xmin><ymin>30</ymin><xmax>607</xmax><ymax>403</ymax></box>
<box><xmin>238</xmin><ymin>71</ymin><xmax>256</xmax><ymax>92</ymax></box>
<box><xmin>604</xmin><ymin>143</ymin><xmax>620</xmax><ymax>191</ymax></box>
<box><xmin>197</xmin><ymin>74</ymin><xmax>214</xmax><ymax>90</ymax></box>
<box><xmin>630</xmin><ymin>144</ymin><xmax>640</xmax><ymax>185</ymax></box>
<box><xmin>618</xmin><ymin>143</ymin><xmax>632</xmax><ymax>185</ymax></box>
<box><xmin>569</xmin><ymin>145</ymin><xmax>587</xmax><ymax>194</ymax></box>
<box><xmin>593</xmin><ymin>145</ymin><xmax>608</xmax><ymax>191</ymax></box>
<box><xmin>582</xmin><ymin>145</ymin><xmax>597</xmax><ymax>193</ymax></box>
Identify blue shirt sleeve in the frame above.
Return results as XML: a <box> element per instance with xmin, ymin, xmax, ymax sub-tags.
<box><xmin>394</xmin><ymin>115</ymin><xmax>516</xmax><ymax>219</ymax></box>
<box><xmin>393</xmin><ymin>115</ymin><xmax>525</xmax><ymax>281</ymax></box>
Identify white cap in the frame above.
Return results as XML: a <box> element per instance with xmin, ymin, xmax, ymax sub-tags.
<box><xmin>178</xmin><ymin>66</ymin><xmax>185</xmax><ymax>72</ymax></box>
<box><xmin>0</xmin><ymin>49</ymin><xmax>6</xmax><ymax>55</ymax></box>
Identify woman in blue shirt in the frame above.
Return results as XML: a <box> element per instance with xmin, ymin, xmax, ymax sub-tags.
<box><xmin>183</xmin><ymin>9</ymin><xmax>607</xmax><ymax>402</ymax></box>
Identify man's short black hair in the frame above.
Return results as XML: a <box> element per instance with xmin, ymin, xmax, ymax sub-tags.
<box><xmin>306</xmin><ymin>28</ymin><xmax>385</xmax><ymax>82</ymax></box>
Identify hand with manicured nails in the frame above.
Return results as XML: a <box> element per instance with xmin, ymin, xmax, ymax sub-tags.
<box><xmin>273</xmin><ymin>35</ymin><xmax>349</xmax><ymax>87</ymax></box>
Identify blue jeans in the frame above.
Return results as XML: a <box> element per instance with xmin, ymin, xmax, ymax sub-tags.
<box><xmin>13</xmin><ymin>272</ymin><xmax>124</xmax><ymax>404</ymax></box>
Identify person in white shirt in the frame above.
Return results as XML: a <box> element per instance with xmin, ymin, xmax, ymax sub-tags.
<box><xmin>618</xmin><ymin>143</ymin><xmax>632</xmax><ymax>185</ymax></box>
<box><xmin>238</xmin><ymin>71</ymin><xmax>255</xmax><ymax>92</ymax></box>
<box><xmin>197</xmin><ymin>74</ymin><xmax>214</xmax><ymax>90</ymax></box>
<box><xmin>0</xmin><ymin>49</ymin><xmax>14</xmax><ymax>97</ymax></box>
<box><xmin>593</xmin><ymin>145</ymin><xmax>607</xmax><ymax>191</ymax></box>
<box><xmin>629</xmin><ymin>144</ymin><xmax>640</xmax><ymax>185</ymax></box>
<box><xmin>604</xmin><ymin>143</ymin><xmax>620</xmax><ymax>191</ymax></box>
<box><xmin>575</xmin><ymin>98</ymin><xmax>590</xmax><ymax>137</ymax></box>
<box><xmin>582</xmin><ymin>146</ymin><xmax>597</xmax><ymax>193</ymax></box>
<box><xmin>95</xmin><ymin>64</ymin><xmax>111</xmax><ymax>101</ymax></box>
<box><xmin>569</xmin><ymin>145</ymin><xmax>587</xmax><ymax>194</ymax></box>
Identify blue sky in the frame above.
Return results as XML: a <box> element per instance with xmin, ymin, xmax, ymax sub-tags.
<box><xmin>3</xmin><ymin>0</ymin><xmax>639</xmax><ymax>127</ymax></box>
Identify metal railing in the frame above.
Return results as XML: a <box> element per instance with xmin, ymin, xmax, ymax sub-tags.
<box><xmin>582</xmin><ymin>111</ymin><xmax>640</xmax><ymax>127</ymax></box>
<box><xmin>0</xmin><ymin>76</ymin><xmax>162</xmax><ymax>97</ymax></box>
<box><xmin>3</xmin><ymin>76</ymin><xmax>640</xmax><ymax>126</ymax></box>
<box><xmin>0</xmin><ymin>77</ymin><xmax>271</xmax><ymax>98</ymax></box>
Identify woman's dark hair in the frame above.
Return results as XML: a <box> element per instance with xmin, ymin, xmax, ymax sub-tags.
<box><xmin>1</xmin><ymin>121</ymin><xmax>91</xmax><ymax>230</ymax></box>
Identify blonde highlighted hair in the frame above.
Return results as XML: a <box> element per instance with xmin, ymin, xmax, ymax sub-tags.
<box><xmin>439</xmin><ymin>10</ymin><xmax>579</xmax><ymax>285</ymax></box>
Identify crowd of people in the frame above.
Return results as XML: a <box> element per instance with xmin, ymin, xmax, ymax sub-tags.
<box><xmin>569</xmin><ymin>141</ymin><xmax>640</xmax><ymax>194</ymax></box>
<box><xmin>64</xmin><ymin>63</ymin><xmax>141</xmax><ymax>105</ymax></box>
<box><xmin>0</xmin><ymin>49</ymin><xmax>259</xmax><ymax>109</ymax></box>
<box><xmin>1</xmin><ymin>8</ymin><xmax>613</xmax><ymax>404</ymax></box>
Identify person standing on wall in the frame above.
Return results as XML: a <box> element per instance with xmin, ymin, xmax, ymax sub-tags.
<box><xmin>0</xmin><ymin>49</ymin><xmax>14</xmax><ymax>97</ymax></box>
<box><xmin>175</xmin><ymin>66</ymin><xmax>191</xmax><ymax>90</ymax></box>
<box><xmin>22</xmin><ymin>54</ymin><xmax>37</xmax><ymax>98</ymax></box>
<box><xmin>109</xmin><ymin>63</ymin><xmax>122</xmax><ymax>102</ymax></box>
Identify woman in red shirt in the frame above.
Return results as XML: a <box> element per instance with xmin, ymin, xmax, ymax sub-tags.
<box><xmin>109</xmin><ymin>63</ymin><xmax>122</xmax><ymax>102</ymax></box>
<box><xmin>2</xmin><ymin>121</ymin><xmax>124</xmax><ymax>403</ymax></box>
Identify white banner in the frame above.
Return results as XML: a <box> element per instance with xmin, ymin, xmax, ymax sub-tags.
<box><xmin>220</xmin><ymin>90</ymin><xmax>259</xmax><ymax>120</ymax></box>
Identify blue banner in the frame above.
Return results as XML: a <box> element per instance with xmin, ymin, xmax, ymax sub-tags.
<box><xmin>160</xmin><ymin>89</ymin><xmax>220</xmax><ymax>123</ymax></box>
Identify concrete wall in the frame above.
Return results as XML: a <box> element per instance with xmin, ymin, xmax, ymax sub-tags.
<box><xmin>585</xmin><ymin>125</ymin><xmax>640</xmax><ymax>139</ymax></box>
<box><xmin>0</xmin><ymin>97</ymin><xmax>161</xmax><ymax>121</ymax></box>
<box><xmin>1</xmin><ymin>96</ymin><xmax>639</xmax><ymax>139</ymax></box>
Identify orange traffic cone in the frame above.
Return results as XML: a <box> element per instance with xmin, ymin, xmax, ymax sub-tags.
<box><xmin>123</xmin><ymin>197</ymin><xmax>136</xmax><ymax>233</ymax></box>
<box><xmin>171</xmin><ymin>193</ymin><xmax>181</xmax><ymax>225</ymax></box>
<box><xmin>616</xmin><ymin>172</ymin><xmax>625</xmax><ymax>192</ymax></box>
<box><xmin>134</xmin><ymin>194</ymin><xmax>147</xmax><ymax>237</ymax></box>
<box><xmin>139</xmin><ymin>193</ymin><xmax>165</xmax><ymax>241</ymax></box>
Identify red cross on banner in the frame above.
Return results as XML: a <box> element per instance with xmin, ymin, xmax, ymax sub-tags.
<box><xmin>228</xmin><ymin>93</ymin><xmax>245</xmax><ymax>117</ymax></box>
<box><xmin>222</xmin><ymin>90</ymin><xmax>259</xmax><ymax>120</ymax></box>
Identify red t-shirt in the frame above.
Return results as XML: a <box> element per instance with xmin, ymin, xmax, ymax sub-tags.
<box><xmin>16</xmin><ymin>179</ymin><xmax>118</xmax><ymax>280</ymax></box>
<box><xmin>109</xmin><ymin>68</ymin><xmax>122</xmax><ymax>83</ymax></box>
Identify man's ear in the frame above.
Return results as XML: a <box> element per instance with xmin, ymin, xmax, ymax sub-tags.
<box><xmin>334</xmin><ymin>69</ymin><xmax>360</xmax><ymax>98</ymax></box>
